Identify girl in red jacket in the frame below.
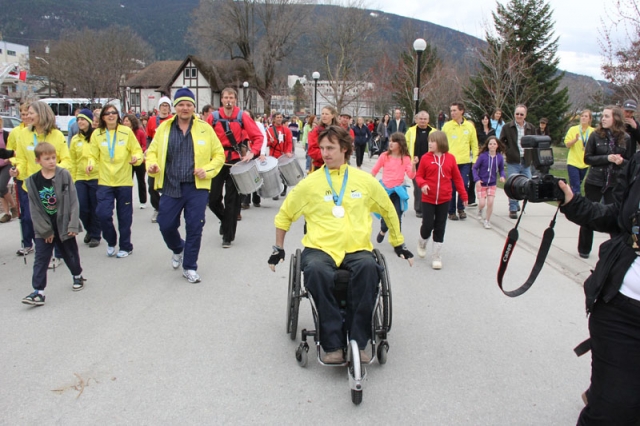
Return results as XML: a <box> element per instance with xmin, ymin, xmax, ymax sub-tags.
<box><xmin>415</xmin><ymin>131</ymin><xmax>467</xmax><ymax>269</ymax></box>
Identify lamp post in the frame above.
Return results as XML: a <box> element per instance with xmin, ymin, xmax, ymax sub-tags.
<box><xmin>243</xmin><ymin>81</ymin><xmax>249</xmax><ymax>109</ymax></box>
<box><xmin>312</xmin><ymin>71</ymin><xmax>320</xmax><ymax>115</ymax></box>
<box><xmin>413</xmin><ymin>38</ymin><xmax>427</xmax><ymax>117</ymax></box>
<box><xmin>35</xmin><ymin>56</ymin><xmax>51</xmax><ymax>97</ymax></box>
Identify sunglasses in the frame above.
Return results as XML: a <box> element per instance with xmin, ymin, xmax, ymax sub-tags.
<box><xmin>103</xmin><ymin>111</ymin><xmax>119</xmax><ymax>116</ymax></box>
<box><xmin>515</xmin><ymin>113</ymin><xmax>525</xmax><ymax>116</ymax></box>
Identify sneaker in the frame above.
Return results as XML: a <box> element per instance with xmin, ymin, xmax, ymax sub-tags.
<box><xmin>322</xmin><ymin>350</ymin><xmax>344</xmax><ymax>364</ymax></box>
<box><xmin>88</xmin><ymin>239</ymin><xmax>100</xmax><ymax>248</ymax></box>
<box><xmin>140</xmin><ymin>203</ymin><xmax>147</xmax><ymax>209</ymax></box>
<box><xmin>241</xmin><ymin>203</ymin><xmax>250</xmax><ymax>210</ymax></box>
<box><xmin>22</xmin><ymin>291</ymin><xmax>45</xmax><ymax>306</ymax></box>
<box><xmin>468</xmin><ymin>202</ymin><xmax>478</xmax><ymax>207</ymax></box>
<box><xmin>416</xmin><ymin>211</ymin><xmax>423</xmax><ymax>218</ymax></box>
<box><xmin>509</xmin><ymin>211</ymin><xmax>518</xmax><ymax>219</ymax></box>
<box><xmin>107</xmin><ymin>246</ymin><xmax>116</xmax><ymax>257</ymax></box>
<box><xmin>417</xmin><ymin>237</ymin><xmax>427</xmax><ymax>258</ymax></box>
<box><xmin>483</xmin><ymin>220</ymin><xmax>492</xmax><ymax>229</ymax></box>
<box><xmin>222</xmin><ymin>240</ymin><xmax>231</xmax><ymax>248</ymax></box>
<box><xmin>151</xmin><ymin>210</ymin><xmax>158</xmax><ymax>223</ymax></box>
<box><xmin>0</xmin><ymin>214</ymin><xmax>10</xmax><ymax>223</ymax></box>
<box><xmin>458</xmin><ymin>210</ymin><xmax>467</xmax><ymax>220</ymax></box>
<box><xmin>72</xmin><ymin>276</ymin><xmax>86</xmax><ymax>291</ymax></box>
<box><xmin>253</xmin><ymin>202</ymin><xmax>261</xmax><ymax>208</ymax></box>
<box><xmin>83</xmin><ymin>234</ymin><xmax>91</xmax><ymax>244</ymax></box>
<box><xmin>360</xmin><ymin>350</ymin><xmax>371</xmax><ymax>363</ymax></box>
<box><xmin>116</xmin><ymin>250</ymin><xmax>132</xmax><ymax>258</ymax></box>
<box><xmin>16</xmin><ymin>246</ymin><xmax>34</xmax><ymax>256</ymax></box>
<box><xmin>280</xmin><ymin>189</ymin><xmax>287</xmax><ymax>197</ymax></box>
<box><xmin>579</xmin><ymin>252</ymin><xmax>590</xmax><ymax>259</ymax></box>
<box><xmin>10</xmin><ymin>207</ymin><xmax>19</xmax><ymax>218</ymax></box>
<box><xmin>171</xmin><ymin>253</ymin><xmax>183</xmax><ymax>270</ymax></box>
<box><xmin>448</xmin><ymin>213</ymin><xmax>459</xmax><ymax>221</ymax></box>
<box><xmin>48</xmin><ymin>257</ymin><xmax>63</xmax><ymax>270</ymax></box>
<box><xmin>183</xmin><ymin>269</ymin><xmax>201</xmax><ymax>283</ymax></box>
<box><xmin>376</xmin><ymin>232</ymin><xmax>385</xmax><ymax>244</ymax></box>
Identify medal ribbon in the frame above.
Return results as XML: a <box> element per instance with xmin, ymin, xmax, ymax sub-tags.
<box><xmin>106</xmin><ymin>129</ymin><xmax>117</xmax><ymax>161</ymax></box>
<box><xmin>579</xmin><ymin>127</ymin><xmax>590</xmax><ymax>148</ymax></box>
<box><xmin>324</xmin><ymin>166</ymin><xmax>348</xmax><ymax>206</ymax></box>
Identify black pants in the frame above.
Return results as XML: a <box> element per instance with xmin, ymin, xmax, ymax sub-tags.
<box><xmin>380</xmin><ymin>192</ymin><xmax>402</xmax><ymax>233</ymax></box>
<box><xmin>148</xmin><ymin>176</ymin><xmax>160</xmax><ymax>211</ymax></box>
<box><xmin>301</xmin><ymin>248</ymin><xmax>379</xmax><ymax>351</ymax></box>
<box><xmin>413</xmin><ymin>178</ymin><xmax>422</xmax><ymax>213</ymax></box>
<box><xmin>467</xmin><ymin>167</ymin><xmax>476</xmax><ymax>204</ymax></box>
<box><xmin>578</xmin><ymin>183</ymin><xmax>615</xmax><ymax>255</ymax></box>
<box><xmin>132</xmin><ymin>164</ymin><xmax>147</xmax><ymax>204</ymax></box>
<box><xmin>355</xmin><ymin>144</ymin><xmax>366</xmax><ymax>167</ymax></box>
<box><xmin>420</xmin><ymin>201</ymin><xmax>449</xmax><ymax>243</ymax></box>
<box><xmin>577</xmin><ymin>294</ymin><xmax>640</xmax><ymax>425</ymax></box>
<box><xmin>209</xmin><ymin>164</ymin><xmax>241</xmax><ymax>242</ymax></box>
<box><xmin>32</xmin><ymin>235</ymin><xmax>82</xmax><ymax>291</ymax></box>
<box><xmin>242</xmin><ymin>192</ymin><xmax>261</xmax><ymax>206</ymax></box>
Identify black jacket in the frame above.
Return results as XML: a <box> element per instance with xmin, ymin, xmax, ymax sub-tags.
<box><xmin>387</xmin><ymin>119</ymin><xmax>407</xmax><ymax>135</ymax></box>
<box><xmin>561</xmin><ymin>151</ymin><xmax>640</xmax><ymax>313</ymax></box>
<box><xmin>584</xmin><ymin>130</ymin><xmax>632</xmax><ymax>189</ymax></box>
<box><xmin>626</xmin><ymin>118</ymin><xmax>640</xmax><ymax>150</ymax></box>
<box><xmin>352</xmin><ymin>124</ymin><xmax>371</xmax><ymax>146</ymax></box>
<box><xmin>499</xmin><ymin>121</ymin><xmax>537</xmax><ymax>164</ymax></box>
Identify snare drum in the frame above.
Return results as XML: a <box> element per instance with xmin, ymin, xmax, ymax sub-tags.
<box><xmin>256</xmin><ymin>156</ymin><xmax>284</xmax><ymax>198</ymax></box>
<box><xmin>278</xmin><ymin>155</ymin><xmax>305</xmax><ymax>187</ymax></box>
<box><xmin>230</xmin><ymin>161</ymin><xmax>263</xmax><ymax>195</ymax></box>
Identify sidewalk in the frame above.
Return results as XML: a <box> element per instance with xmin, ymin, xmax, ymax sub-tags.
<box><xmin>348</xmin><ymin>148</ymin><xmax>606</xmax><ymax>286</ymax></box>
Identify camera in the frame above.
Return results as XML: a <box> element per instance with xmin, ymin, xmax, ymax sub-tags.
<box><xmin>503</xmin><ymin>135</ymin><xmax>565</xmax><ymax>203</ymax></box>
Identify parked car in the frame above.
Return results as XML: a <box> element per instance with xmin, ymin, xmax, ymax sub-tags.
<box><xmin>1</xmin><ymin>114</ymin><xmax>22</xmax><ymax>133</ymax></box>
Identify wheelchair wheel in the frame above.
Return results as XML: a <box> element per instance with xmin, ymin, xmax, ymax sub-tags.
<box><xmin>377</xmin><ymin>341</ymin><xmax>389</xmax><ymax>365</ymax></box>
<box><xmin>295</xmin><ymin>342</ymin><xmax>309</xmax><ymax>367</ymax></box>
<box><xmin>286</xmin><ymin>249</ymin><xmax>302</xmax><ymax>340</ymax></box>
<box><xmin>373</xmin><ymin>249</ymin><xmax>392</xmax><ymax>332</ymax></box>
<box><xmin>351</xmin><ymin>389</ymin><xmax>363</xmax><ymax>405</ymax></box>
<box><xmin>347</xmin><ymin>340</ymin><xmax>364</xmax><ymax>405</ymax></box>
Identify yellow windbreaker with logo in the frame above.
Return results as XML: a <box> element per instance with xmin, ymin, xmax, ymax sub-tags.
<box><xmin>145</xmin><ymin>115</ymin><xmax>225</xmax><ymax>190</ymax></box>
<box><xmin>275</xmin><ymin>164</ymin><xmax>404</xmax><ymax>266</ymax></box>
<box><xmin>14</xmin><ymin>127</ymin><xmax>71</xmax><ymax>183</ymax></box>
<box><xmin>88</xmin><ymin>125</ymin><xmax>143</xmax><ymax>186</ymax></box>
<box><xmin>564</xmin><ymin>125</ymin><xmax>594</xmax><ymax>170</ymax></box>
<box><xmin>70</xmin><ymin>132</ymin><xmax>99</xmax><ymax>181</ymax></box>
<box><xmin>442</xmin><ymin>118</ymin><xmax>479</xmax><ymax>165</ymax></box>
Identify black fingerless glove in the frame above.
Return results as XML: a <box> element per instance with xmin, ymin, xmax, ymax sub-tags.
<box><xmin>268</xmin><ymin>245</ymin><xmax>285</xmax><ymax>266</ymax></box>
<box><xmin>394</xmin><ymin>244</ymin><xmax>414</xmax><ymax>260</ymax></box>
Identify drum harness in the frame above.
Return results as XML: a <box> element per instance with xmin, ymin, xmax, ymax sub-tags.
<box><xmin>212</xmin><ymin>110</ymin><xmax>247</xmax><ymax>162</ymax></box>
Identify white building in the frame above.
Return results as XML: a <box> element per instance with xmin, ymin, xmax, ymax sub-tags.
<box><xmin>0</xmin><ymin>40</ymin><xmax>30</xmax><ymax>112</ymax></box>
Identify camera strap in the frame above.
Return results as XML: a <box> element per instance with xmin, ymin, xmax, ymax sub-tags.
<box><xmin>497</xmin><ymin>200</ymin><xmax>561</xmax><ymax>297</ymax></box>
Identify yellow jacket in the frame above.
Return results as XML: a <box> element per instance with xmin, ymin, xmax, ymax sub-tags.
<box><xmin>70</xmin><ymin>132</ymin><xmax>99</xmax><ymax>181</ymax></box>
<box><xmin>146</xmin><ymin>115</ymin><xmax>225</xmax><ymax>190</ymax></box>
<box><xmin>442</xmin><ymin>118</ymin><xmax>478</xmax><ymax>164</ymax></box>
<box><xmin>14</xmin><ymin>127</ymin><xmax>71</xmax><ymax>181</ymax></box>
<box><xmin>6</xmin><ymin>123</ymin><xmax>26</xmax><ymax>166</ymax></box>
<box><xmin>275</xmin><ymin>164</ymin><xmax>404</xmax><ymax>266</ymax></box>
<box><xmin>565</xmin><ymin>125</ymin><xmax>594</xmax><ymax>169</ymax></box>
<box><xmin>405</xmin><ymin>124</ymin><xmax>435</xmax><ymax>158</ymax></box>
<box><xmin>88</xmin><ymin>125</ymin><xmax>143</xmax><ymax>186</ymax></box>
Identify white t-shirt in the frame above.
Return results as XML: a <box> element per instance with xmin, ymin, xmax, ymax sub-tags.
<box><xmin>619</xmin><ymin>256</ymin><xmax>640</xmax><ymax>301</ymax></box>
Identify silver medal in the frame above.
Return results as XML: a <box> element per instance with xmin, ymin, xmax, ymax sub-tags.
<box><xmin>332</xmin><ymin>205</ymin><xmax>345</xmax><ymax>218</ymax></box>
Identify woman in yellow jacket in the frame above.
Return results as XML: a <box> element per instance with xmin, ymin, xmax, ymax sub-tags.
<box><xmin>86</xmin><ymin>105</ymin><xmax>143</xmax><ymax>258</ymax></box>
<box><xmin>11</xmin><ymin>101</ymin><xmax>70</xmax><ymax>259</ymax></box>
<box><xmin>564</xmin><ymin>110</ymin><xmax>594</xmax><ymax>196</ymax></box>
<box><xmin>70</xmin><ymin>109</ymin><xmax>101</xmax><ymax>248</ymax></box>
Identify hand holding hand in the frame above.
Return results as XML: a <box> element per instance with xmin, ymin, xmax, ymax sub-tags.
<box><xmin>268</xmin><ymin>246</ymin><xmax>285</xmax><ymax>272</ymax></box>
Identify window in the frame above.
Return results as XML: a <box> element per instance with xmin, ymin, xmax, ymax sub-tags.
<box><xmin>58</xmin><ymin>103</ymin><xmax>70</xmax><ymax>116</ymax></box>
<box><xmin>131</xmin><ymin>92</ymin><xmax>140</xmax><ymax>107</ymax></box>
<box><xmin>7</xmin><ymin>50</ymin><xmax>16</xmax><ymax>56</ymax></box>
<box><xmin>184</xmin><ymin>67</ymin><xmax>197</xmax><ymax>78</ymax></box>
<box><xmin>49</xmin><ymin>103</ymin><xmax>58</xmax><ymax>115</ymax></box>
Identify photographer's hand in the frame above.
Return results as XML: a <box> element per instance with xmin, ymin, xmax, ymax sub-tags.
<box><xmin>558</xmin><ymin>180</ymin><xmax>573</xmax><ymax>205</ymax></box>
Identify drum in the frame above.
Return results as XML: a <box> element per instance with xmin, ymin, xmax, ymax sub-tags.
<box><xmin>230</xmin><ymin>161</ymin><xmax>263</xmax><ymax>195</ymax></box>
<box><xmin>256</xmin><ymin>156</ymin><xmax>284</xmax><ymax>198</ymax></box>
<box><xmin>278</xmin><ymin>155</ymin><xmax>305</xmax><ymax>187</ymax></box>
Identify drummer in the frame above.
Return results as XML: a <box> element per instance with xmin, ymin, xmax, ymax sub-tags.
<box><xmin>264</xmin><ymin>112</ymin><xmax>293</xmax><ymax>201</ymax></box>
<box><xmin>208</xmin><ymin>87</ymin><xmax>264</xmax><ymax>249</ymax></box>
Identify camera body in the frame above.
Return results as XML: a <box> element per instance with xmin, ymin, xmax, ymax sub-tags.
<box><xmin>504</xmin><ymin>136</ymin><xmax>565</xmax><ymax>203</ymax></box>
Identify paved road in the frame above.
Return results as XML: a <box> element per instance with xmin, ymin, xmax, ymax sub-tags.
<box><xmin>0</xmin><ymin>148</ymin><xmax>591</xmax><ymax>424</ymax></box>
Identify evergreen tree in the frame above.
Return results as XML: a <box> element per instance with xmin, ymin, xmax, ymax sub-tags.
<box><xmin>464</xmin><ymin>0</ymin><xmax>570</xmax><ymax>143</ymax></box>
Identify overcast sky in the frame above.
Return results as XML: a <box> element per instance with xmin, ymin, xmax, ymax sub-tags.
<box><xmin>374</xmin><ymin>0</ymin><xmax>613</xmax><ymax>80</ymax></box>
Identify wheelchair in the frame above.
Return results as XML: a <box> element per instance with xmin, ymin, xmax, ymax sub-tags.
<box><xmin>286</xmin><ymin>248</ymin><xmax>392</xmax><ymax>405</ymax></box>
<box><xmin>368</xmin><ymin>132</ymin><xmax>382</xmax><ymax>159</ymax></box>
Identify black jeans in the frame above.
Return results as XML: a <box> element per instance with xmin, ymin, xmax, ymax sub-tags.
<box><xmin>209</xmin><ymin>164</ymin><xmax>241</xmax><ymax>242</ymax></box>
<box><xmin>577</xmin><ymin>293</ymin><xmax>640</xmax><ymax>425</ymax></box>
<box><xmin>420</xmin><ymin>201</ymin><xmax>449</xmax><ymax>243</ymax></box>
<box><xmin>413</xmin><ymin>178</ymin><xmax>422</xmax><ymax>213</ymax></box>
<box><xmin>355</xmin><ymin>144</ymin><xmax>366</xmax><ymax>167</ymax></box>
<box><xmin>32</xmin><ymin>235</ymin><xmax>82</xmax><ymax>291</ymax></box>
<box><xmin>301</xmin><ymin>248</ymin><xmax>379</xmax><ymax>351</ymax></box>
<box><xmin>578</xmin><ymin>183</ymin><xmax>615</xmax><ymax>255</ymax></box>
<box><xmin>467</xmin><ymin>167</ymin><xmax>476</xmax><ymax>204</ymax></box>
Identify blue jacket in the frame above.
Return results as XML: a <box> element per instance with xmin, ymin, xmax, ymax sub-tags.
<box><xmin>353</xmin><ymin>124</ymin><xmax>371</xmax><ymax>146</ymax></box>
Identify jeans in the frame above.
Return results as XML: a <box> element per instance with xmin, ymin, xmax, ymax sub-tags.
<box><xmin>301</xmin><ymin>248</ymin><xmax>379</xmax><ymax>351</ymax></box>
<box><xmin>567</xmin><ymin>165</ymin><xmax>588</xmax><ymax>195</ymax></box>
<box><xmin>449</xmin><ymin>163</ymin><xmax>470</xmax><ymax>214</ymax></box>
<box><xmin>75</xmin><ymin>180</ymin><xmax>101</xmax><ymax>241</ymax></box>
<box><xmin>32</xmin><ymin>235</ymin><xmax>82</xmax><ymax>291</ymax></box>
<box><xmin>506</xmin><ymin>158</ymin><xmax>532</xmax><ymax>212</ymax></box>
<box><xmin>96</xmin><ymin>185</ymin><xmax>133</xmax><ymax>251</ymax></box>
<box><xmin>380</xmin><ymin>192</ymin><xmax>402</xmax><ymax>233</ymax></box>
<box><xmin>157</xmin><ymin>183</ymin><xmax>209</xmax><ymax>271</ymax></box>
<box><xmin>420</xmin><ymin>201</ymin><xmax>449</xmax><ymax>243</ymax></box>
<box><xmin>16</xmin><ymin>181</ymin><xmax>35</xmax><ymax>249</ymax></box>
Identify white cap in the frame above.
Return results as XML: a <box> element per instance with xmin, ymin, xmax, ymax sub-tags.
<box><xmin>158</xmin><ymin>96</ymin><xmax>172</xmax><ymax>108</ymax></box>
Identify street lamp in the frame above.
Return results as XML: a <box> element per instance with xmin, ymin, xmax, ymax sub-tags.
<box><xmin>35</xmin><ymin>56</ymin><xmax>51</xmax><ymax>97</ymax></box>
<box><xmin>413</xmin><ymin>38</ymin><xmax>427</xmax><ymax>117</ymax></box>
<box><xmin>243</xmin><ymin>81</ymin><xmax>249</xmax><ymax>109</ymax></box>
<box><xmin>312</xmin><ymin>71</ymin><xmax>320</xmax><ymax>115</ymax></box>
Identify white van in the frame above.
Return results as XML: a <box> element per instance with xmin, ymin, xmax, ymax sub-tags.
<box><xmin>40</xmin><ymin>98</ymin><xmax>122</xmax><ymax>133</ymax></box>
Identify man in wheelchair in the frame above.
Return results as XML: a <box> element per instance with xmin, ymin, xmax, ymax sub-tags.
<box><xmin>268</xmin><ymin>126</ymin><xmax>413</xmax><ymax>364</ymax></box>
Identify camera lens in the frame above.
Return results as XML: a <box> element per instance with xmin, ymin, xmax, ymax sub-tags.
<box><xmin>504</xmin><ymin>174</ymin><xmax>530</xmax><ymax>201</ymax></box>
